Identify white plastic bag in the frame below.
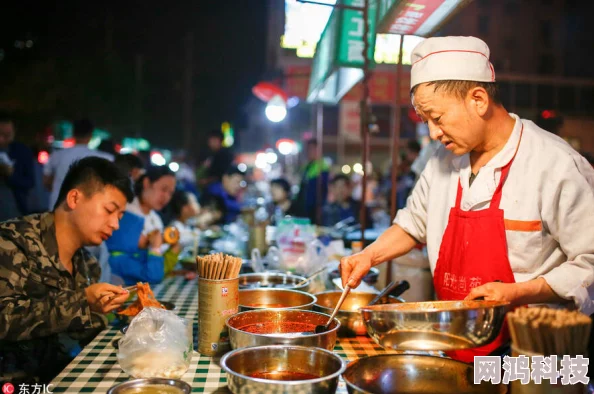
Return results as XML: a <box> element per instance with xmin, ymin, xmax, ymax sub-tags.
<box><xmin>117</xmin><ymin>307</ymin><xmax>192</xmax><ymax>379</ymax></box>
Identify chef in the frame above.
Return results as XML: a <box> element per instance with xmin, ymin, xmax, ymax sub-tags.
<box><xmin>340</xmin><ymin>36</ymin><xmax>594</xmax><ymax>362</ymax></box>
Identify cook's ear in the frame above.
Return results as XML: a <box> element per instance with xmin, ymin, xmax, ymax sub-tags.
<box><xmin>467</xmin><ymin>87</ymin><xmax>490</xmax><ymax>117</ymax></box>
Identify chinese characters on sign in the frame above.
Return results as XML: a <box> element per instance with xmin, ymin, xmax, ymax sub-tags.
<box><xmin>475</xmin><ymin>356</ymin><xmax>590</xmax><ymax>385</ymax></box>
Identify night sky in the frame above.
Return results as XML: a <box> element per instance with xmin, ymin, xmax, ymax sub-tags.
<box><xmin>0</xmin><ymin>1</ymin><xmax>268</xmax><ymax>155</ymax></box>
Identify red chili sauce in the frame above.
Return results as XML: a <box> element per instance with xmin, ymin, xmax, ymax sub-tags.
<box><xmin>238</xmin><ymin>321</ymin><xmax>317</xmax><ymax>334</ymax></box>
<box><xmin>249</xmin><ymin>371</ymin><xmax>320</xmax><ymax>381</ymax></box>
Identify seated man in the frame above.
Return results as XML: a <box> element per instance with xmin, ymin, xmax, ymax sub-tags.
<box><xmin>322</xmin><ymin>174</ymin><xmax>372</xmax><ymax>228</ymax></box>
<box><xmin>0</xmin><ymin>157</ymin><xmax>134</xmax><ymax>384</ymax></box>
<box><xmin>200</xmin><ymin>166</ymin><xmax>245</xmax><ymax>224</ymax></box>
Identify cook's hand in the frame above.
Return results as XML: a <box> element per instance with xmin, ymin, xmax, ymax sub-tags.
<box><xmin>85</xmin><ymin>283</ymin><xmax>129</xmax><ymax>313</ymax></box>
<box><xmin>340</xmin><ymin>252</ymin><xmax>373</xmax><ymax>288</ymax></box>
<box><xmin>465</xmin><ymin>282</ymin><xmax>521</xmax><ymax>305</ymax></box>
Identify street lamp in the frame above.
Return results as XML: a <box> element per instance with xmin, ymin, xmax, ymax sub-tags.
<box><xmin>265</xmin><ymin>95</ymin><xmax>287</xmax><ymax>123</ymax></box>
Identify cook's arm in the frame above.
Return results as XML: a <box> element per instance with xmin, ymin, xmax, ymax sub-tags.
<box><xmin>341</xmin><ymin>154</ymin><xmax>433</xmax><ymax>287</ymax></box>
<box><xmin>539</xmin><ymin>154</ymin><xmax>594</xmax><ymax>313</ymax></box>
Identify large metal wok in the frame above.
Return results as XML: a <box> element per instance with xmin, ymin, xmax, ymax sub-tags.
<box><xmin>360</xmin><ymin>300</ymin><xmax>509</xmax><ymax>351</ymax></box>
<box><xmin>342</xmin><ymin>354</ymin><xmax>503</xmax><ymax>393</ymax></box>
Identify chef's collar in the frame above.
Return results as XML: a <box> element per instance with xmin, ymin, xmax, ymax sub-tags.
<box><xmin>452</xmin><ymin>114</ymin><xmax>522</xmax><ymax>171</ymax></box>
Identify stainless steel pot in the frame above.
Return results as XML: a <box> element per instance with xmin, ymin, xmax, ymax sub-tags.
<box><xmin>360</xmin><ymin>300</ymin><xmax>510</xmax><ymax>351</ymax></box>
<box><xmin>226</xmin><ymin>309</ymin><xmax>340</xmax><ymax>350</ymax></box>
<box><xmin>107</xmin><ymin>378</ymin><xmax>191</xmax><ymax>394</ymax></box>
<box><xmin>238</xmin><ymin>272</ymin><xmax>309</xmax><ymax>292</ymax></box>
<box><xmin>221</xmin><ymin>345</ymin><xmax>345</xmax><ymax>394</ymax></box>
<box><xmin>239</xmin><ymin>288</ymin><xmax>316</xmax><ymax>311</ymax></box>
<box><xmin>342</xmin><ymin>354</ymin><xmax>502</xmax><ymax>393</ymax></box>
<box><xmin>314</xmin><ymin>291</ymin><xmax>403</xmax><ymax>337</ymax></box>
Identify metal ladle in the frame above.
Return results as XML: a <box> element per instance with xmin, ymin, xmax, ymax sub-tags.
<box><xmin>315</xmin><ymin>284</ymin><xmax>352</xmax><ymax>334</ymax></box>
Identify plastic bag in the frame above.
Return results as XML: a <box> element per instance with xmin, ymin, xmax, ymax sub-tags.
<box><xmin>117</xmin><ymin>307</ymin><xmax>192</xmax><ymax>379</ymax></box>
<box><xmin>275</xmin><ymin>218</ymin><xmax>316</xmax><ymax>273</ymax></box>
<box><xmin>293</xmin><ymin>239</ymin><xmax>330</xmax><ymax>293</ymax></box>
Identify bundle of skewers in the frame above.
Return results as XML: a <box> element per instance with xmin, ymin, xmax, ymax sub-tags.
<box><xmin>197</xmin><ymin>253</ymin><xmax>243</xmax><ymax>280</ymax></box>
<box><xmin>507</xmin><ymin>307</ymin><xmax>591</xmax><ymax>356</ymax></box>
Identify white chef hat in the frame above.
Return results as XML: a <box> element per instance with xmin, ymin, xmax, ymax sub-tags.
<box><xmin>410</xmin><ymin>36</ymin><xmax>495</xmax><ymax>89</ymax></box>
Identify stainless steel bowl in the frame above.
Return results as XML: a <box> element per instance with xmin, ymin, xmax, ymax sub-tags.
<box><xmin>342</xmin><ymin>354</ymin><xmax>501</xmax><ymax>394</ymax></box>
<box><xmin>314</xmin><ymin>291</ymin><xmax>403</xmax><ymax>337</ymax></box>
<box><xmin>221</xmin><ymin>345</ymin><xmax>345</xmax><ymax>394</ymax></box>
<box><xmin>360</xmin><ymin>300</ymin><xmax>510</xmax><ymax>351</ymax></box>
<box><xmin>226</xmin><ymin>309</ymin><xmax>340</xmax><ymax>350</ymax></box>
<box><xmin>239</xmin><ymin>288</ymin><xmax>317</xmax><ymax>312</ymax></box>
<box><xmin>107</xmin><ymin>378</ymin><xmax>191</xmax><ymax>394</ymax></box>
<box><xmin>238</xmin><ymin>272</ymin><xmax>309</xmax><ymax>291</ymax></box>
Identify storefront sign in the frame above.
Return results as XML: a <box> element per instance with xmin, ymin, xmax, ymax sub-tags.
<box><xmin>307</xmin><ymin>0</ymin><xmax>378</xmax><ymax>104</ymax></box>
<box><xmin>377</xmin><ymin>0</ymin><xmax>468</xmax><ymax>37</ymax></box>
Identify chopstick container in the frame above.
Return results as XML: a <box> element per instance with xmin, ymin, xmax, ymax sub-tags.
<box><xmin>198</xmin><ymin>276</ymin><xmax>239</xmax><ymax>356</ymax></box>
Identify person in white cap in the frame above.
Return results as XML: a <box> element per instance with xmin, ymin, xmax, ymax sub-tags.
<box><xmin>340</xmin><ymin>36</ymin><xmax>594</xmax><ymax>362</ymax></box>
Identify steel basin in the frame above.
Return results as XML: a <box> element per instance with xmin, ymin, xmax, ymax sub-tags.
<box><xmin>360</xmin><ymin>300</ymin><xmax>510</xmax><ymax>351</ymax></box>
<box><xmin>238</xmin><ymin>272</ymin><xmax>309</xmax><ymax>292</ymax></box>
<box><xmin>226</xmin><ymin>309</ymin><xmax>340</xmax><ymax>350</ymax></box>
<box><xmin>107</xmin><ymin>378</ymin><xmax>191</xmax><ymax>394</ymax></box>
<box><xmin>239</xmin><ymin>288</ymin><xmax>316</xmax><ymax>311</ymax></box>
<box><xmin>221</xmin><ymin>345</ymin><xmax>345</xmax><ymax>394</ymax></box>
<box><xmin>314</xmin><ymin>291</ymin><xmax>403</xmax><ymax>337</ymax></box>
<box><xmin>342</xmin><ymin>354</ymin><xmax>502</xmax><ymax>393</ymax></box>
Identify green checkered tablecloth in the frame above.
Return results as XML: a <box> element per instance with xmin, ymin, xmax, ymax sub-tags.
<box><xmin>50</xmin><ymin>277</ymin><xmax>386</xmax><ymax>393</ymax></box>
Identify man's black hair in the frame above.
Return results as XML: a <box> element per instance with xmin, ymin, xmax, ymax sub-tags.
<box><xmin>306</xmin><ymin>138</ymin><xmax>318</xmax><ymax>146</ymax></box>
<box><xmin>114</xmin><ymin>153</ymin><xmax>144</xmax><ymax>173</ymax></box>
<box><xmin>72</xmin><ymin>118</ymin><xmax>94</xmax><ymax>139</ymax></box>
<box><xmin>54</xmin><ymin>156</ymin><xmax>134</xmax><ymax>210</ymax></box>
<box><xmin>223</xmin><ymin>165</ymin><xmax>245</xmax><ymax>178</ymax></box>
<box><xmin>134</xmin><ymin>165</ymin><xmax>176</xmax><ymax>196</ymax></box>
<box><xmin>331</xmin><ymin>174</ymin><xmax>351</xmax><ymax>185</ymax></box>
<box><xmin>271</xmin><ymin>178</ymin><xmax>291</xmax><ymax>195</ymax></box>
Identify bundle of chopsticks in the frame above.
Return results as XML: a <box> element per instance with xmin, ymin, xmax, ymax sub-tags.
<box><xmin>197</xmin><ymin>253</ymin><xmax>243</xmax><ymax>280</ymax></box>
<box><xmin>508</xmin><ymin>307</ymin><xmax>592</xmax><ymax>356</ymax></box>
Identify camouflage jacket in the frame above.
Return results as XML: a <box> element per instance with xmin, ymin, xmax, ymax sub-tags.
<box><xmin>0</xmin><ymin>212</ymin><xmax>101</xmax><ymax>383</ymax></box>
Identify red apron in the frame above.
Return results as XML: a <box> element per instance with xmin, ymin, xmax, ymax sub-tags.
<box><xmin>432</xmin><ymin>127</ymin><xmax>522</xmax><ymax>363</ymax></box>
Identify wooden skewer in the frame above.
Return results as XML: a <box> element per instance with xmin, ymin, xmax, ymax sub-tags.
<box><xmin>219</xmin><ymin>259</ymin><xmax>228</xmax><ymax>280</ymax></box>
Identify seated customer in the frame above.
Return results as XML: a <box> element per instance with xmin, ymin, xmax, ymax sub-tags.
<box><xmin>268</xmin><ymin>177</ymin><xmax>295</xmax><ymax>223</ymax></box>
<box><xmin>0</xmin><ymin>157</ymin><xmax>133</xmax><ymax>384</ymax></box>
<box><xmin>200</xmin><ymin>166</ymin><xmax>244</xmax><ymax>224</ymax></box>
<box><xmin>322</xmin><ymin>174</ymin><xmax>372</xmax><ymax>228</ymax></box>
<box><xmin>161</xmin><ymin>190</ymin><xmax>200</xmax><ymax>275</ymax></box>
<box><xmin>106</xmin><ymin>166</ymin><xmax>176</xmax><ymax>285</ymax></box>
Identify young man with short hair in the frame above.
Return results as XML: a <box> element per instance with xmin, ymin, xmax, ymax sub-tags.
<box><xmin>0</xmin><ymin>156</ymin><xmax>134</xmax><ymax>384</ymax></box>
